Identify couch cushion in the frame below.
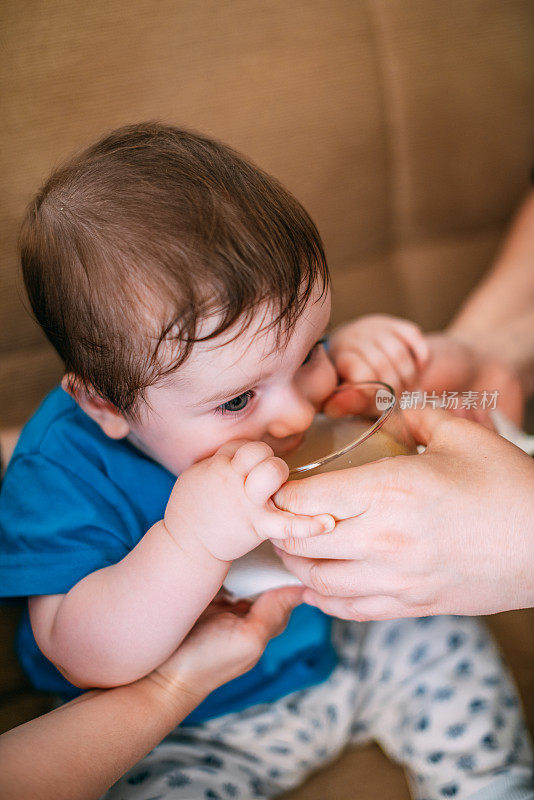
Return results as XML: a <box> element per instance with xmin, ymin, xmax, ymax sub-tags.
<box><xmin>2</xmin><ymin>1</ymin><xmax>534</xmax><ymax>425</ymax></box>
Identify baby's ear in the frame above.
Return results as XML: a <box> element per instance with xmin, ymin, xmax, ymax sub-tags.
<box><xmin>61</xmin><ymin>374</ymin><xmax>130</xmax><ymax>439</ymax></box>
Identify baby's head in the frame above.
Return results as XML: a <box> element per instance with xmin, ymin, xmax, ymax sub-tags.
<box><xmin>20</xmin><ymin>122</ymin><xmax>337</xmax><ymax>474</ymax></box>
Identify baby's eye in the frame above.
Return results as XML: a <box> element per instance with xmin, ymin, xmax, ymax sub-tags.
<box><xmin>217</xmin><ymin>390</ymin><xmax>254</xmax><ymax>415</ymax></box>
<box><xmin>302</xmin><ymin>337</ymin><xmax>327</xmax><ymax>366</ymax></box>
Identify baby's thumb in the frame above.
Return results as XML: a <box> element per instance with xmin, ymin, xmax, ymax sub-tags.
<box><xmin>260</xmin><ymin>507</ymin><xmax>335</xmax><ymax>541</ymax></box>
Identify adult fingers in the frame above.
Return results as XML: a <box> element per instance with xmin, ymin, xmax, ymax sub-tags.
<box><xmin>246</xmin><ymin>586</ymin><xmax>305</xmax><ymax>641</ymax></box>
<box><xmin>450</xmin><ymin>405</ymin><xmax>495</xmax><ymax>430</ymax></box>
<box><xmin>274</xmin><ymin>550</ymin><xmax>396</xmax><ymax>598</ymax></box>
<box><xmin>274</xmin><ymin>459</ymin><xmax>397</xmax><ymax>519</ymax></box>
<box><xmin>401</xmin><ymin>406</ymin><xmax>459</xmax><ymax>449</ymax></box>
<box><xmin>403</xmin><ymin>406</ymin><xmax>499</xmax><ymax>458</ymax></box>
<box><xmin>273</xmin><ymin>516</ymin><xmax>375</xmax><ymax>560</ymax></box>
<box><xmin>302</xmin><ymin>592</ymin><xmax>422</xmax><ymax>622</ymax></box>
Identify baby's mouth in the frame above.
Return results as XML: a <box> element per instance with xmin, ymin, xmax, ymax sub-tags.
<box><xmin>271</xmin><ymin>431</ymin><xmax>306</xmax><ymax>457</ymax></box>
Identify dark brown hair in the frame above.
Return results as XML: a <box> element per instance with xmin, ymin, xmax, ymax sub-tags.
<box><xmin>20</xmin><ymin>122</ymin><xmax>329</xmax><ymax>415</ymax></box>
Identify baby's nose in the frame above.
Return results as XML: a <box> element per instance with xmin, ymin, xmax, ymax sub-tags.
<box><xmin>267</xmin><ymin>393</ymin><xmax>316</xmax><ymax>440</ymax></box>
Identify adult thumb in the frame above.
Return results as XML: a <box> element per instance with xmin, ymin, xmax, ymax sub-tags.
<box><xmin>402</xmin><ymin>405</ymin><xmax>455</xmax><ymax>449</ymax></box>
<box><xmin>248</xmin><ymin>586</ymin><xmax>304</xmax><ymax>642</ymax></box>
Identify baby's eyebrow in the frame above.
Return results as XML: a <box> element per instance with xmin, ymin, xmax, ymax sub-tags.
<box><xmin>201</xmin><ymin>380</ymin><xmax>254</xmax><ymax>405</ymax></box>
<box><xmin>199</xmin><ymin>376</ymin><xmax>262</xmax><ymax>406</ymax></box>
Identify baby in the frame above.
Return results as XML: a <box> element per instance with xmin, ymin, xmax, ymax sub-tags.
<box><xmin>0</xmin><ymin>123</ymin><xmax>531</xmax><ymax>800</ymax></box>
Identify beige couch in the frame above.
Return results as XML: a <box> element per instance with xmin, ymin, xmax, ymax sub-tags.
<box><xmin>1</xmin><ymin>2</ymin><xmax>534</xmax><ymax>796</ymax></box>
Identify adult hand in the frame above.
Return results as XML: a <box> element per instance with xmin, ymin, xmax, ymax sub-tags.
<box><xmin>148</xmin><ymin>586</ymin><xmax>304</xmax><ymax>704</ymax></box>
<box><xmin>420</xmin><ymin>332</ymin><xmax>524</xmax><ymax>426</ymax></box>
<box><xmin>273</xmin><ymin>408</ymin><xmax>534</xmax><ymax>620</ymax></box>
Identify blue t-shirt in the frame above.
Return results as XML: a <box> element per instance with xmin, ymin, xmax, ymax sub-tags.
<box><xmin>0</xmin><ymin>387</ymin><xmax>335</xmax><ymax>723</ymax></box>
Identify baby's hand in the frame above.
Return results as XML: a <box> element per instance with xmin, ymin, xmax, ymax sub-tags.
<box><xmin>164</xmin><ymin>441</ymin><xmax>335</xmax><ymax>562</ymax></box>
<box><xmin>328</xmin><ymin>314</ymin><xmax>429</xmax><ymax>394</ymax></box>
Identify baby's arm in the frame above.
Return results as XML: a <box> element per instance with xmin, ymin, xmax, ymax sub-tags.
<box><xmin>328</xmin><ymin>314</ymin><xmax>429</xmax><ymax>393</ymax></box>
<box><xmin>29</xmin><ymin>441</ymin><xmax>332</xmax><ymax>688</ymax></box>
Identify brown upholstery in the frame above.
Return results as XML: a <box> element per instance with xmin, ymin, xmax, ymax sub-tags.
<box><xmin>1</xmin><ymin>2</ymin><xmax>533</xmax><ymax>796</ymax></box>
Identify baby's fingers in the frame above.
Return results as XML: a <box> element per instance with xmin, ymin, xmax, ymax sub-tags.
<box><xmin>390</xmin><ymin>320</ymin><xmax>429</xmax><ymax>370</ymax></box>
<box><xmin>377</xmin><ymin>333</ymin><xmax>419</xmax><ymax>388</ymax></box>
<box><xmin>335</xmin><ymin>349</ymin><xmax>381</xmax><ymax>384</ymax></box>
<box><xmin>244</xmin><ymin>454</ymin><xmax>289</xmax><ymax>505</ymax></box>
<box><xmin>231</xmin><ymin>441</ymin><xmax>275</xmax><ymax>477</ymax></box>
<box><xmin>261</xmin><ymin>508</ymin><xmax>336</xmax><ymax>541</ymax></box>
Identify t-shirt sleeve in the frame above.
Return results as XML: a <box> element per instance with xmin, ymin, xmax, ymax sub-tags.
<box><xmin>0</xmin><ymin>453</ymin><xmax>132</xmax><ymax>597</ymax></box>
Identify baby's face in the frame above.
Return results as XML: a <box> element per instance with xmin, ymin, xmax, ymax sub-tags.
<box><xmin>126</xmin><ymin>287</ymin><xmax>336</xmax><ymax>475</ymax></box>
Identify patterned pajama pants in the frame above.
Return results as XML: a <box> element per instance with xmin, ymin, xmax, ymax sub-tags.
<box><xmin>103</xmin><ymin>616</ymin><xmax>534</xmax><ymax>800</ymax></box>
